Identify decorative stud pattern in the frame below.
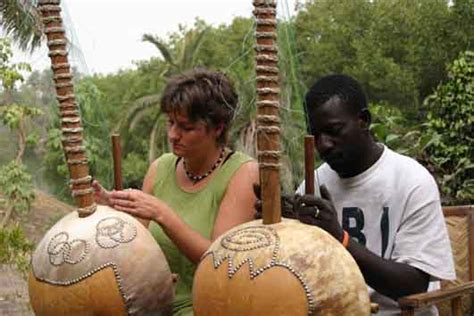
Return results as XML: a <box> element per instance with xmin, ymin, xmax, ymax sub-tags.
<box><xmin>47</xmin><ymin>232</ymin><xmax>89</xmax><ymax>266</ymax></box>
<box><xmin>205</xmin><ymin>224</ymin><xmax>316</xmax><ymax>316</ymax></box>
<box><xmin>32</xmin><ymin>261</ymin><xmax>131</xmax><ymax>316</ymax></box>
<box><xmin>96</xmin><ymin>217</ymin><xmax>137</xmax><ymax>249</ymax></box>
<box><xmin>221</xmin><ymin>226</ymin><xmax>278</xmax><ymax>252</ymax></box>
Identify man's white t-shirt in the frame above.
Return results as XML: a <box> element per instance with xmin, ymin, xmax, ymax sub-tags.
<box><xmin>297</xmin><ymin>146</ymin><xmax>455</xmax><ymax>315</ymax></box>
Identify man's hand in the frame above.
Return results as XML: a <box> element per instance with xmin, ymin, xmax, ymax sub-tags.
<box><xmin>295</xmin><ymin>185</ymin><xmax>344</xmax><ymax>241</ymax></box>
<box><xmin>253</xmin><ymin>184</ymin><xmax>298</xmax><ymax>219</ymax></box>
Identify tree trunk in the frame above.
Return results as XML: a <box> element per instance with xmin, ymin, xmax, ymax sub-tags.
<box><xmin>15</xmin><ymin>117</ymin><xmax>26</xmax><ymax>163</ymax></box>
<box><xmin>2</xmin><ymin>88</ymin><xmax>14</xmax><ymax>106</ymax></box>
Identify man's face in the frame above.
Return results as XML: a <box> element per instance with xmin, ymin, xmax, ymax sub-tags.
<box><xmin>309</xmin><ymin>97</ymin><xmax>367</xmax><ymax>177</ymax></box>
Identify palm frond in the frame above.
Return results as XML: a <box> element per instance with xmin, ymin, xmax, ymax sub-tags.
<box><xmin>183</xmin><ymin>29</ymin><xmax>207</xmax><ymax>70</ymax></box>
<box><xmin>142</xmin><ymin>33</ymin><xmax>177</xmax><ymax>68</ymax></box>
<box><xmin>0</xmin><ymin>0</ymin><xmax>43</xmax><ymax>51</ymax></box>
<box><xmin>128</xmin><ymin>108</ymin><xmax>153</xmax><ymax>131</ymax></box>
<box><xmin>148</xmin><ymin>112</ymin><xmax>165</xmax><ymax>163</ymax></box>
<box><xmin>124</xmin><ymin>93</ymin><xmax>162</xmax><ymax>130</ymax></box>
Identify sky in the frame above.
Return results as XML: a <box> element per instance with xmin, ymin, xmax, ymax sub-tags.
<box><xmin>11</xmin><ymin>0</ymin><xmax>298</xmax><ymax>76</ymax></box>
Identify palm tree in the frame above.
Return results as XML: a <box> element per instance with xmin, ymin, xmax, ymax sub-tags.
<box><xmin>142</xmin><ymin>27</ymin><xmax>208</xmax><ymax>75</ymax></box>
<box><xmin>120</xmin><ymin>28</ymin><xmax>208</xmax><ymax>162</ymax></box>
<box><xmin>0</xmin><ymin>0</ymin><xmax>43</xmax><ymax>50</ymax></box>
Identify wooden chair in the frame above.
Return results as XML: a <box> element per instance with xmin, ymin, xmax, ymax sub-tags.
<box><xmin>399</xmin><ymin>205</ymin><xmax>474</xmax><ymax>316</ymax></box>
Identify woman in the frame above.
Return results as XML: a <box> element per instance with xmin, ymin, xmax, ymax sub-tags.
<box><xmin>93</xmin><ymin>68</ymin><xmax>259</xmax><ymax>315</ymax></box>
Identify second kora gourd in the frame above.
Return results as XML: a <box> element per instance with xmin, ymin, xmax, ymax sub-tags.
<box><xmin>193</xmin><ymin>219</ymin><xmax>370</xmax><ymax>315</ymax></box>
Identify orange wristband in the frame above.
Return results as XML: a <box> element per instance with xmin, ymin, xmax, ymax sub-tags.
<box><xmin>341</xmin><ymin>230</ymin><xmax>349</xmax><ymax>248</ymax></box>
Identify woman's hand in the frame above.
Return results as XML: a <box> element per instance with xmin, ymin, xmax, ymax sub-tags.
<box><xmin>92</xmin><ymin>180</ymin><xmax>112</xmax><ymax>206</ymax></box>
<box><xmin>109</xmin><ymin>189</ymin><xmax>168</xmax><ymax>223</ymax></box>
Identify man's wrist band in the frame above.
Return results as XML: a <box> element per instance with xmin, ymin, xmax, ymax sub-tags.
<box><xmin>341</xmin><ymin>230</ymin><xmax>349</xmax><ymax>248</ymax></box>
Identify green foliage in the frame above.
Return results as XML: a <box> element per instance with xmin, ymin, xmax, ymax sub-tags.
<box><xmin>0</xmin><ymin>103</ymin><xmax>42</xmax><ymax>129</ymax></box>
<box><xmin>75</xmin><ymin>79</ymin><xmax>113</xmax><ymax>187</ymax></box>
<box><xmin>122</xmin><ymin>152</ymin><xmax>150</xmax><ymax>189</ymax></box>
<box><xmin>423</xmin><ymin>51</ymin><xmax>474</xmax><ymax>204</ymax></box>
<box><xmin>0</xmin><ymin>38</ymin><xmax>32</xmax><ymax>91</ymax></box>
<box><xmin>89</xmin><ymin>68</ymin><xmax>161</xmax><ymax>187</ymax></box>
<box><xmin>0</xmin><ymin>225</ymin><xmax>33</xmax><ymax>276</ymax></box>
<box><xmin>0</xmin><ymin>161</ymin><xmax>35</xmax><ymax>217</ymax></box>
<box><xmin>294</xmin><ymin>0</ymin><xmax>472</xmax><ymax>110</ymax></box>
<box><xmin>42</xmin><ymin>79</ymin><xmax>113</xmax><ymax>200</ymax></box>
<box><xmin>143</xmin><ymin>21</ymin><xmax>208</xmax><ymax>75</ymax></box>
<box><xmin>0</xmin><ymin>0</ymin><xmax>42</xmax><ymax>50</ymax></box>
<box><xmin>369</xmin><ymin>103</ymin><xmax>439</xmax><ymax>164</ymax></box>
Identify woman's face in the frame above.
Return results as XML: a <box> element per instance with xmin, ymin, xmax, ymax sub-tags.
<box><xmin>166</xmin><ymin>112</ymin><xmax>220</xmax><ymax>158</ymax></box>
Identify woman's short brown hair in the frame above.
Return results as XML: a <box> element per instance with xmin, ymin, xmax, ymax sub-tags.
<box><xmin>160</xmin><ymin>68</ymin><xmax>238</xmax><ymax>145</ymax></box>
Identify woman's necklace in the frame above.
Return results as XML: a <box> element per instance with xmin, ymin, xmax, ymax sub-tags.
<box><xmin>183</xmin><ymin>148</ymin><xmax>225</xmax><ymax>183</ymax></box>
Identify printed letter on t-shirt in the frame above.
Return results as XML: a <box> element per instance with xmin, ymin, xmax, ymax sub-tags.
<box><xmin>342</xmin><ymin>207</ymin><xmax>366</xmax><ymax>246</ymax></box>
<box><xmin>380</xmin><ymin>206</ymin><xmax>389</xmax><ymax>257</ymax></box>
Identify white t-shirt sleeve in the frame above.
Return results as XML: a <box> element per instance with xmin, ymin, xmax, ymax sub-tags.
<box><xmin>296</xmin><ymin>180</ymin><xmax>305</xmax><ymax>195</ymax></box>
<box><xmin>390</xmin><ymin>173</ymin><xmax>456</xmax><ymax>281</ymax></box>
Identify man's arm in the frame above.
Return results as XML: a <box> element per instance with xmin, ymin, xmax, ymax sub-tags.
<box><xmin>345</xmin><ymin>236</ymin><xmax>429</xmax><ymax>300</ymax></box>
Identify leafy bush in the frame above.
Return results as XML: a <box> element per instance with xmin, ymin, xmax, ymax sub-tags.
<box><xmin>369</xmin><ymin>103</ymin><xmax>437</xmax><ymax>161</ymax></box>
<box><xmin>423</xmin><ymin>51</ymin><xmax>474</xmax><ymax>204</ymax></box>
<box><xmin>0</xmin><ymin>225</ymin><xmax>33</xmax><ymax>276</ymax></box>
<box><xmin>0</xmin><ymin>161</ymin><xmax>35</xmax><ymax>227</ymax></box>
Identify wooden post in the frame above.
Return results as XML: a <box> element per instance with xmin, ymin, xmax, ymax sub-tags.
<box><xmin>38</xmin><ymin>0</ymin><xmax>95</xmax><ymax>216</ymax></box>
<box><xmin>111</xmin><ymin>134</ymin><xmax>123</xmax><ymax>190</ymax></box>
<box><xmin>304</xmin><ymin>136</ymin><xmax>315</xmax><ymax>195</ymax></box>
<box><xmin>253</xmin><ymin>0</ymin><xmax>281</xmax><ymax>224</ymax></box>
<box><xmin>451</xmin><ymin>296</ymin><xmax>463</xmax><ymax>316</ymax></box>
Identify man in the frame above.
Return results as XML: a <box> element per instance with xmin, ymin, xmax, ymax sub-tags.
<box><xmin>296</xmin><ymin>74</ymin><xmax>455</xmax><ymax>315</ymax></box>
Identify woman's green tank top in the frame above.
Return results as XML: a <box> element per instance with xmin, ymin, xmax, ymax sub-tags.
<box><xmin>149</xmin><ymin>151</ymin><xmax>252</xmax><ymax>315</ymax></box>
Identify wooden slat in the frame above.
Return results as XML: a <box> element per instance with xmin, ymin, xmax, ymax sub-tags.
<box><xmin>469</xmin><ymin>213</ymin><xmax>474</xmax><ymax>282</ymax></box>
<box><xmin>443</xmin><ymin>205</ymin><xmax>474</xmax><ymax>217</ymax></box>
<box><xmin>398</xmin><ymin>281</ymin><xmax>474</xmax><ymax>309</ymax></box>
